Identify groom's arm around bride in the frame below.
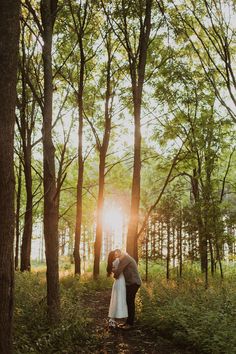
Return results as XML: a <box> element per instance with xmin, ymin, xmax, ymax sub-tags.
<box><xmin>113</xmin><ymin>250</ymin><xmax>141</xmax><ymax>328</ymax></box>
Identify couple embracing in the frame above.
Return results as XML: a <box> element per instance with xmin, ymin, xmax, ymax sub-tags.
<box><xmin>107</xmin><ymin>249</ymin><xmax>141</xmax><ymax>330</ymax></box>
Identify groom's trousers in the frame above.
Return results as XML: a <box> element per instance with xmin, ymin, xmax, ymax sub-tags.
<box><xmin>126</xmin><ymin>283</ymin><xmax>140</xmax><ymax>325</ymax></box>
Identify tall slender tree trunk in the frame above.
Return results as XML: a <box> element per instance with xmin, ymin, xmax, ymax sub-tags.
<box><xmin>19</xmin><ymin>33</ymin><xmax>33</xmax><ymax>272</ymax></box>
<box><xmin>154</xmin><ymin>219</ymin><xmax>157</xmax><ymax>258</ymax></box>
<box><xmin>160</xmin><ymin>221</ymin><xmax>164</xmax><ymax>260</ymax></box>
<box><xmin>213</xmin><ymin>209</ymin><xmax>223</xmax><ymax>279</ymax></box>
<box><xmin>126</xmin><ymin>0</ymin><xmax>152</xmax><ymax>261</ymax></box>
<box><xmin>20</xmin><ymin>145</ymin><xmax>33</xmax><ymax>271</ymax></box>
<box><xmin>209</xmin><ymin>238</ymin><xmax>215</xmax><ymax>276</ymax></box>
<box><xmin>15</xmin><ymin>162</ymin><xmax>22</xmax><ymax>270</ymax></box>
<box><xmin>74</xmin><ymin>152</ymin><xmax>83</xmax><ymax>275</ymax></box>
<box><xmin>41</xmin><ymin>0</ymin><xmax>60</xmax><ymax>319</ymax></box>
<box><xmin>145</xmin><ymin>223</ymin><xmax>149</xmax><ymax>281</ymax></box>
<box><xmin>216</xmin><ymin>241</ymin><xmax>223</xmax><ymax>279</ymax></box>
<box><xmin>150</xmin><ymin>217</ymin><xmax>153</xmax><ymax>258</ymax></box>
<box><xmin>74</xmin><ymin>42</ymin><xmax>85</xmax><ymax>276</ymax></box>
<box><xmin>93</xmin><ymin>38</ymin><xmax>112</xmax><ymax>277</ymax></box>
<box><xmin>178</xmin><ymin>209</ymin><xmax>183</xmax><ymax>277</ymax></box>
<box><xmin>93</xmin><ymin>158</ymin><xmax>106</xmax><ymax>277</ymax></box>
<box><xmin>127</xmin><ymin>98</ymin><xmax>141</xmax><ymax>261</ymax></box>
<box><xmin>172</xmin><ymin>225</ymin><xmax>175</xmax><ymax>268</ymax></box>
<box><xmin>166</xmin><ymin>219</ymin><xmax>171</xmax><ymax>280</ymax></box>
<box><xmin>0</xmin><ymin>1</ymin><xmax>20</xmax><ymax>352</ymax></box>
<box><xmin>191</xmin><ymin>169</ymin><xmax>207</xmax><ymax>272</ymax></box>
<box><xmin>67</xmin><ymin>0</ymin><xmax>92</xmax><ymax>276</ymax></box>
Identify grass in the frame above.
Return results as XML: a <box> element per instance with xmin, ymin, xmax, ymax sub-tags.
<box><xmin>13</xmin><ymin>260</ymin><xmax>236</xmax><ymax>354</ymax></box>
<box><xmin>13</xmin><ymin>268</ymin><xmax>112</xmax><ymax>354</ymax></box>
<box><xmin>137</xmin><ymin>262</ymin><xmax>236</xmax><ymax>354</ymax></box>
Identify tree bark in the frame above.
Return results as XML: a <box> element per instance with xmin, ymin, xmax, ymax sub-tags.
<box><xmin>166</xmin><ymin>218</ymin><xmax>171</xmax><ymax>280</ymax></box>
<box><xmin>20</xmin><ymin>144</ymin><xmax>33</xmax><ymax>271</ymax></box>
<box><xmin>145</xmin><ymin>222</ymin><xmax>149</xmax><ymax>282</ymax></box>
<box><xmin>126</xmin><ymin>98</ymin><xmax>142</xmax><ymax>261</ymax></box>
<box><xmin>93</xmin><ymin>35</ymin><xmax>112</xmax><ymax>277</ymax></box>
<box><xmin>67</xmin><ymin>0</ymin><xmax>93</xmax><ymax>276</ymax></box>
<box><xmin>40</xmin><ymin>0</ymin><xmax>60</xmax><ymax>319</ymax></box>
<box><xmin>74</xmin><ymin>31</ymin><xmax>85</xmax><ymax>276</ymax></box>
<box><xmin>0</xmin><ymin>0</ymin><xmax>20</xmax><ymax>352</ymax></box>
<box><xmin>15</xmin><ymin>162</ymin><xmax>22</xmax><ymax>270</ymax></box>
<box><xmin>18</xmin><ymin>32</ymin><xmax>34</xmax><ymax>272</ymax></box>
<box><xmin>126</xmin><ymin>0</ymin><xmax>152</xmax><ymax>261</ymax></box>
<box><xmin>93</xmin><ymin>158</ymin><xmax>106</xmax><ymax>277</ymax></box>
<box><xmin>191</xmin><ymin>169</ymin><xmax>207</xmax><ymax>272</ymax></box>
<box><xmin>178</xmin><ymin>208</ymin><xmax>183</xmax><ymax>277</ymax></box>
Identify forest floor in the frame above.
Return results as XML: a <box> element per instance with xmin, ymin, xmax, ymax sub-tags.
<box><xmin>80</xmin><ymin>288</ymin><xmax>193</xmax><ymax>354</ymax></box>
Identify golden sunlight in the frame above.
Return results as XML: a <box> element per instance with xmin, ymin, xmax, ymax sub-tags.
<box><xmin>103</xmin><ymin>204</ymin><xmax>125</xmax><ymax>249</ymax></box>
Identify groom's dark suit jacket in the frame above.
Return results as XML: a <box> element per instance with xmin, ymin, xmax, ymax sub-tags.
<box><xmin>113</xmin><ymin>253</ymin><xmax>141</xmax><ymax>286</ymax></box>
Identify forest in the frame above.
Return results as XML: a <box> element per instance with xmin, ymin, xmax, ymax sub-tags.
<box><xmin>0</xmin><ymin>0</ymin><xmax>236</xmax><ymax>353</ymax></box>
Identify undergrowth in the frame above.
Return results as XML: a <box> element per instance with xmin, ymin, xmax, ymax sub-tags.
<box><xmin>137</xmin><ymin>264</ymin><xmax>236</xmax><ymax>354</ymax></box>
<box><xmin>14</xmin><ymin>271</ymin><xmax>112</xmax><ymax>354</ymax></box>
<box><xmin>14</xmin><ymin>262</ymin><xmax>236</xmax><ymax>354</ymax></box>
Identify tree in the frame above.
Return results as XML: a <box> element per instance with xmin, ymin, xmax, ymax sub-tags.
<box><xmin>66</xmin><ymin>0</ymin><xmax>97</xmax><ymax>275</ymax></box>
<box><xmin>169</xmin><ymin>0</ymin><xmax>236</xmax><ymax>121</ymax></box>
<box><xmin>20</xmin><ymin>0</ymin><xmax>61</xmax><ymax>316</ymax></box>
<box><xmin>40</xmin><ymin>0</ymin><xmax>60</xmax><ymax>318</ymax></box>
<box><xmin>103</xmin><ymin>0</ymin><xmax>153</xmax><ymax>260</ymax></box>
<box><xmin>93</xmin><ymin>27</ymin><xmax>115</xmax><ymax>277</ymax></box>
<box><xmin>0</xmin><ymin>0</ymin><xmax>20</xmax><ymax>352</ymax></box>
<box><xmin>17</xmin><ymin>22</ymin><xmax>38</xmax><ymax>271</ymax></box>
<box><xmin>15</xmin><ymin>157</ymin><xmax>22</xmax><ymax>270</ymax></box>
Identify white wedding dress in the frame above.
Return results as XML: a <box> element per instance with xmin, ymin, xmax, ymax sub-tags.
<box><xmin>108</xmin><ymin>258</ymin><xmax>128</xmax><ymax>319</ymax></box>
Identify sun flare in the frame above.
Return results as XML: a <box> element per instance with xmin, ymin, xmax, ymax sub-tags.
<box><xmin>103</xmin><ymin>205</ymin><xmax>125</xmax><ymax>249</ymax></box>
<box><xmin>103</xmin><ymin>207</ymin><xmax>123</xmax><ymax>228</ymax></box>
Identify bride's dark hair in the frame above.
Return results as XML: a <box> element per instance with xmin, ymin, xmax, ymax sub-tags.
<box><xmin>106</xmin><ymin>251</ymin><xmax>115</xmax><ymax>276</ymax></box>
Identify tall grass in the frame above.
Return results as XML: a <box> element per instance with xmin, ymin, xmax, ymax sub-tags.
<box><xmin>14</xmin><ymin>261</ymin><xmax>236</xmax><ymax>353</ymax></box>
<box><xmin>137</xmin><ymin>263</ymin><xmax>236</xmax><ymax>354</ymax></box>
<box><xmin>14</xmin><ymin>270</ymin><xmax>111</xmax><ymax>354</ymax></box>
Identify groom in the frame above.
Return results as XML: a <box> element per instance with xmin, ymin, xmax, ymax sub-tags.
<box><xmin>113</xmin><ymin>249</ymin><xmax>141</xmax><ymax>329</ymax></box>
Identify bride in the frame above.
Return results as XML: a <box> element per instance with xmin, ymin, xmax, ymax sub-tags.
<box><xmin>107</xmin><ymin>250</ymin><xmax>128</xmax><ymax>328</ymax></box>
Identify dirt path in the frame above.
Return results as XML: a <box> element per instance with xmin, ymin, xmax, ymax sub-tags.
<box><xmin>81</xmin><ymin>289</ymin><xmax>192</xmax><ymax>354</ymax></box>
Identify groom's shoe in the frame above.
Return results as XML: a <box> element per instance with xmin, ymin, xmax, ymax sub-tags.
<box><xmin>120</xmin><ymin>323</ymin><xmax>133</xmax><ymax>330</ymax></box>
<box><xmin>118</xmin><ymin>322</ymin><xmax>127</xmax><ymax>328</ymax></box>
